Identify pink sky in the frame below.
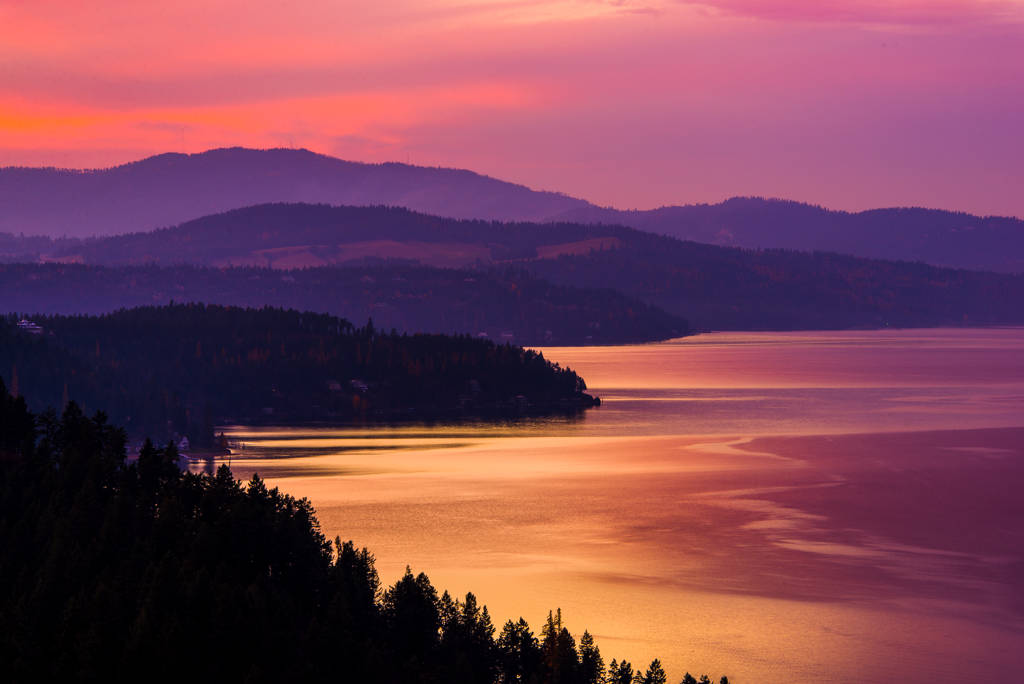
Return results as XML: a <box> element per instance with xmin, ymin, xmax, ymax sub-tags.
<box><xmin>1</xmin><ymin>0</ymin><xmax>1022</xmax><ymax>216</ymax></box>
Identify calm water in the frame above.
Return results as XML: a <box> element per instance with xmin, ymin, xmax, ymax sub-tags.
<box><xmin>207</xmin><ymin>329</ymin><xmax>1024</xmax><ymax>683</ymax></box>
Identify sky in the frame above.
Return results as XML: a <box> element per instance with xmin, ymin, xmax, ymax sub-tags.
<box><xmin>1</xmin><ymin>0</ymin><xmax>1022</xmax><ymax>216</ymax></box>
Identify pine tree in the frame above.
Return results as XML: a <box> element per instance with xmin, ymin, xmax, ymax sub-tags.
<box><xmin>580</xmin><ymin>630</ymin><xmax>604</xmax><ymax>684</ymax></box>
<box><xmin>497</xmin><ymin>618</ymin><xmax>541</xmax><ymax>684</ymax></box>
<box><xmin>608</xmin><ymin>659</ymin><xmax>634</xmax><ymax>684</ymax></box>
<box><xmin>641</xmin><ymin>659</ymin><xmax>667</xmax><ymax>684</ymax></box>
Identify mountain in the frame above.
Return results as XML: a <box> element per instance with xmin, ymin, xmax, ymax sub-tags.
<box><xmin>37</xmin><ymin>203</ymin><xmax>626</xmax><ymax>268</ymax></box>
<box><xmin>522</xmin><ymin>239</ymin><xmax>1024</xmax><ymax>331</ymax></box>
<box><xmin>9</xmin><ymin>202</ymin><xmax>1024</xmax><ymax>332</ymax></box>
<box><xmin>0</xmin><ymin>262</ymin><xmax>688</xmax><ymax>346</ymax></box>
<box><xmin>554</xmin><ymin>198</ymin><xmax>1024</xmax><ymax>274</ymax></box>
<box><xmin>2</xmin><ymin>148</ymin><xmax>1021</xmax><ymax>272</ymax></box>
<box><xmin>0</xmin><ymin>147</ymin><xmax>586</xmax><ymax>239</ymax></box>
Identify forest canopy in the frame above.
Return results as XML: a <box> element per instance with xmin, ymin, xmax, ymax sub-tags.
<box><xmin>0</xmin><ymin>387</ymin><xmax>728</xmax><ymax>684</ymax></box>
<box><xmin>1</xmin><ymin>304</ymin><xmax>598</xmax><ymax>446</ymax></box>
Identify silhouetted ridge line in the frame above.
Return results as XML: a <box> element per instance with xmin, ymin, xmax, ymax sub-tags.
<box><xmin>0</xmin><ymin>147</ymin><xmax>589</xmax><ymax>238</ymax></box>
<box><xmin>1</xmin><ymin>304</ymin><xmax>599</xmax><ymax>446</ymax></box>
<box><xmin>1</xmin><ymin>146</ymin><xmax>1021</xmax><ymax>271</ymax></box>
<box><xmin>4</xmin><ymin>202</ymin><xmax>1021</xmax><ymax>332</ymax></box>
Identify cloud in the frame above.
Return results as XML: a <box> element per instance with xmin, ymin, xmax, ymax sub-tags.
<box><xmin>676</xmin><ymin>0</ymin><xmax>1024</xmax><ymax>27</ymax></box>
<box><xmin>134</xmin><ymin>121</ymin><xmax>196</xmax><ymax>133</ymax></box>
<box><xmin>1</xmin><ymin>0</ymin><xmax>1022</xmax><ymax>216</ymax></box>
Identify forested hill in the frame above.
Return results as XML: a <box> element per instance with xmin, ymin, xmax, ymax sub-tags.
<box><xmin>1</xmin><ymin>305</ymin><xmax>598</xmax><ymax>445</ymax></box>
<box><xmin>11</xmin><ymin>202</ymin><xmax>1024</xmax><ymax>331</ymax></box>
<box><xmin>2</xmin><ymin>146</ymin><xmax>1020</xmax><ymax>272</ymax></box>
<box><xmin>0</xmin><ymin>262</ymin><xmax>689</xmax><ymax>346</ymax></box>
<box><xmin>522</xmin><ymin>241</ymin><xmax>1024</xmax><ymax>331</ymax></box>
<box><xmin>554</xmin><ymin>198</ymin><xmax>1024</xmax><ymax>274</ymax></box>
<box><xmin>0</xmin><ymin>390</ymin><xmax>724</xmax><ymax>683</ymax></box>
<box><xmin>33</xmin><ymin>203</ymin><xmax>627</xmax><ymax>268</ymax></box>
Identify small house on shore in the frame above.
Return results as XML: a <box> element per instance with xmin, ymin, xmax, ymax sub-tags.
<box><xmin>17</xmin><ymin>319</ymin><xmax>43</xmax><ymax>335</ymax></box>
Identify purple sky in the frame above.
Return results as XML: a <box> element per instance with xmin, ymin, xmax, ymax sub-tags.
<box><xmin>1</xmin><ymin>0</ymin><xmax>1022</xmax><ymax>216</ymax></box>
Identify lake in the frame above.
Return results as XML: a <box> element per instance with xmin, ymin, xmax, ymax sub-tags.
<box><xmin>206</xmin><ymin>328</ymin><xmax>1024</xmax><ymax>683</ymax></box>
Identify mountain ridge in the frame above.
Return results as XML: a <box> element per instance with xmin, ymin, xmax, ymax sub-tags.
<box><xmin>1</xmin><ymin>147</ymin><xmax>1021</xmax><ymax>272</ymax></box>
<box><xmin>0</xmin><ymin>147</ymin><xmax>589</xmax><ymax>237</ymax></box>
<box><xmin>552</xmin><ymin>197</ymin><xmax>1024</xmax><ymax>273</ymax></box>
<box><xmin>6</xmin><ymin>201</ymin><xmax>1024</xmax><ymax>333</ymax></box>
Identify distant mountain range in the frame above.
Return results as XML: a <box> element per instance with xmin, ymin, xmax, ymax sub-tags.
<box><xmin>0</xmin><ymin>148</ymin><xmax>586</xmax><ymax>238</ymax></box>
<box><xmin>1</xmin><ymin>147</ymin><xmax>1021</xmax><ymax>272</ymax></box>
<box><xmin>6</xmin><ymin>203</ymin><xmax>1023</xmax><ymax>332</ymax></box>
<box><xmin>554</xmin><ymin>199</ymin><xmax>1024</xmax><ymax>274</ymax></box>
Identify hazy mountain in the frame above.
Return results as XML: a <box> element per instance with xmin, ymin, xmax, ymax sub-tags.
<box><xmin>522</xmin><ymin>239</ymin><xmax>1024</xmax><ymax>331</ymax></box>
<box><xmin>0</xmin><ymin>262</ymin><xmax>688</xmax><ymax>346</ymax></box>
<box><xmin>554</xmin><ymin>198</ymin><xmax>1024</xmax><ymax>273</ymax></box>
<box><xmin>35</xmin><ymin>203</ymin><xmax>627</xmax><ymax>268</ymax></box>
<box><xmin>11</xmin><ymin>202</ymin><xmax>1024</xmax><ymax>332</ymax></box>
<box><xmin>2</xmin><ymin>148</ymin><xmax>1021</xmax><ymax>272</ymax></box>
<box><xmin>0</xmin><ymin>147</ymin><xmax>587</xmax><ymax>238</ymax></box>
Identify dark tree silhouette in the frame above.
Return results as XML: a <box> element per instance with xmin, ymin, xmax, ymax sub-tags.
<box><xmin>608</xmin><ymin>659</ymin><xmax>635</xmax><ymax>684</ymax></box>
<box><xmin>579</xmin><ymin>630</ymin><xmax>604</xmax><ymax>684</ymax></box>
<box><xmin>0</xmin><ymin>387</ymin><xmax>733</xmax><ymax>684</ymax></box>
<box><xmin>1</xmin><ymin>304</ymin><xmax>599</xmax><ymax>445</ymax></box>
<box><xmin>639</xmin><ymin>659</ymin><xmax>668</xmax><ymax>684</ymax></box>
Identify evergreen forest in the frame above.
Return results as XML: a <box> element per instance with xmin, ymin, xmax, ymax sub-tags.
<box><xmin>1</xmin><ymin>304</ymin><xmax>598</xmax><ymax>446</ymax></box>
<box><xmin>0</xmin><ymin>386</ymin><xmax>727</xmax><ymax>684</ymax></box>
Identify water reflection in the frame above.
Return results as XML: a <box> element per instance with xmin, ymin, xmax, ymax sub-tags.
<box><xmin>194</xmin><ymin>329</ymin><xmax>1024</xmax><ymax>683</ymax></box>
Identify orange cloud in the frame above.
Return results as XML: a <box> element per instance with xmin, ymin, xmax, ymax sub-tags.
<box><xmin>0</xmin><ymin>79</ymin><xmax>547</xmax><ymax>165</ymax></box>
<box><xmin>1</xmin><ymin>1</ymin><xmax>1021</xmax><ymax>216</ymax></box>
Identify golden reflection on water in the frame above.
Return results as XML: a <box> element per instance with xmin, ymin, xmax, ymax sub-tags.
<box><xmin>194</xmin><ymin>329</ymin><xmax>1024</xmax><ymax>683</ymax></box>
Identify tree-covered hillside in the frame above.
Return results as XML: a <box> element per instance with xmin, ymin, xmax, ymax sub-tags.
<box><xmin>3</xmin><ymin>147</ymin><xmax>1021</xmax><ymax>273</ymax></box>
<box><xmin>1</xmin><ymin>305</ymin><xmax>598</xmax><ymax>445</ymax></box>
<box><xmin>42</xmin><ymin>203</ymin><xmax>621</xmax><ymax>266</ymax></box>
<box><xmin>7</xmin><ymin>201</ymin><xmax>1024</xmax><ymax>331</ymax></box>
<box><xmin>0</xmin><ymin>391</ymin><xmax>725</xmax><ymax>684</ymax></box>
<box><xmin>555</xmin><ymin>197</ymin><xmax>1024</xmax><ymax>274</ymax></box>
<box><xmin>0</xmin><ymin>262</ymin><xmax>688</xmax><ymax>345</ymax></box>
<box><xmin>524</xmin><ymin>241</ymin><xmax>1024</xmax><ymax>330</ymax></box>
